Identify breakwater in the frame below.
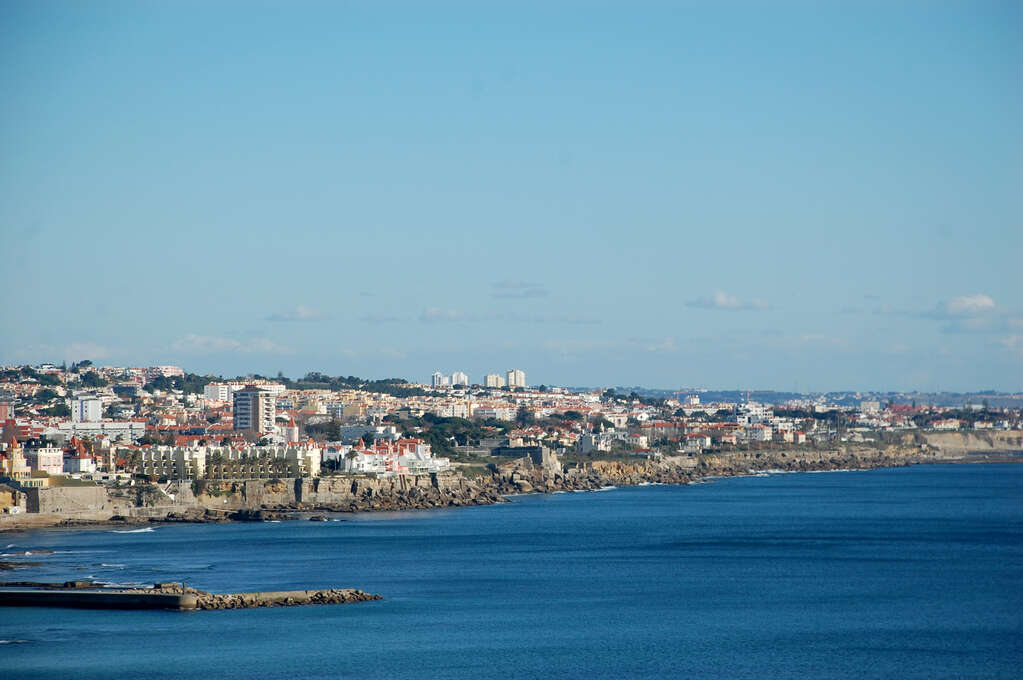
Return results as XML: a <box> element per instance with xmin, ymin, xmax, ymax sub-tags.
<box><xmin>0</xmin><ymin>582</ymin><xmax>381</xmax><ymax>611</ymax></box>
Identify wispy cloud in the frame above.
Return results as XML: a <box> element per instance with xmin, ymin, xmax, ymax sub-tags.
<box><xmin>999</xmin><ymin>335</ymin><xmax>1023</xmax><ymax>360</ymax></box>
<box><xmin>873</xmin><ymin>294</ymin><xmax>1013</xmax><ymax>334</ymax></box>
<box><xmin>266</xmin><ymin>305</ymin><xmax>328</xmax><ymax>322</ymax></box>
<box><xmin>646</xmin><ymin>338</ymin><xmax>677</xmax><ymax>353</ymax></box>
<box><xmin>420</xmin><ymin>307</ymin><xmax>471</xmax><ymax>323</ymax></box>
<box><xmin>944</xmin><ymin>294</ymin><xmax>995</xmax><ymax>316</ymax></box>
<box><xmin>919</xmin><ymin>294</ymin><xmax>1010</xmax><ymax>334</ymax></box>
<box><xmin>338</xmin><ymin>346</ymin><xmax>408</xmax><ymax>359</ymax></box>
<box><xmin>527</xmin><ymin>313</ymin><xmax>600</xmax><ymax>325</ymax></box>
<box><xmin>491</xmin><ymin>279</ymin><xmax>549</xmax><ymax>299</ymax></box>
<box><xmin>686</xmin><ymin>291</ymin><xmax>769</xmax><ymax>311</ymax></box>
<box><xmin>13</xmin><ymin>342</ymin><xmax>114</xmax><ymax>364</ymax></box>
<box><xmin>419</xmin><ymin>307</ymin><xmax>600</xmax><ymax>325</ymax></box>
<box><xmin>62</xmin><ymin>342</ymin><xmax>110</xmax><ymax>362</ymax></box>
<box><xmin>359</xmin><ymin>313</ymin><xmax>407</xmax><ymax>324</ymax></box>
<box><xmin>172</xmin><ymin>334</ymin><xmax>292</xmax><ymax>355</ymax></box>
<box><xmin>918</xmin><ymin>293</ymin><xmax>996</xmax><ymax>321</ymax></box>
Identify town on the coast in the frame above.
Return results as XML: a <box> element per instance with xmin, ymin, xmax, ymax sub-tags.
<box><xmin>1</xmin><ymin>362</ymin><xmax>1021</xmax><ymax>526</ymax></box>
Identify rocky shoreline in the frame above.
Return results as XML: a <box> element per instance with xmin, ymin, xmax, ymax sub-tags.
<box><xmin>0</xmin><ymin>444</ymin><xmax>1001</xmax><ymax>532</ymax></box>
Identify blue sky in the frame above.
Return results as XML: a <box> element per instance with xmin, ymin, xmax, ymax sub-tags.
<box><xmin>1</xmin><ymin>1</ymin><xmax>1021</xmax><ymax>391</ymax></box>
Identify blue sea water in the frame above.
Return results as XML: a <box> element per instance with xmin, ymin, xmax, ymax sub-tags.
<box><xmin>2</xmin><ymin>464</ymin><xmax>1022</xmax><ymax>679</ymax></box>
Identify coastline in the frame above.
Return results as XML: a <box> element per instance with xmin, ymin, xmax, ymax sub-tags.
<box><xmin>3</xmin><ymin>442</ymin><xmax>1015</xmax><ymax>535</ymax></box>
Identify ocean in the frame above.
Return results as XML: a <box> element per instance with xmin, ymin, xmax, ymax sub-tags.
<box><xmin>2</xmin><ymin>464</ymin><xmax>1022</xmax><ymax>679</ymax></box>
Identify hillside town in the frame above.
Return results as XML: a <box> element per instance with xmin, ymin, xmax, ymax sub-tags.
<box><xmin>1</xmin><ymin>362</ymin><xmax>1021</xmax><ymax>516</ymax></box>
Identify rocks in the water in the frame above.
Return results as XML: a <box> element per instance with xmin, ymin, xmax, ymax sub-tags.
<box><xmin>147</xmin><ymin>582</ymin><xmax>381</xmax><ymax>610</ymax></box>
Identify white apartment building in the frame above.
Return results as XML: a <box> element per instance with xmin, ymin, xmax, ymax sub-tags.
<box><xmin>71</xmin><ymin>396</ymin><xmax>103</xmax><ymax>423</ymax></box>
<box><xmin>474</xmin><ymin>406</ymin><xmax>516</xmax><ymax>421</ymax></box>
<box><xmin>233</xmin><ymin>386</ymin><xmax>276</xmax><ymax>434</ymax></box>
<box><xmin>451</xmin><ymin>371</ymin><xmax>469</xmax><ymax>386</ymax></box>
<box><xmin>484</xmin><ymin>374</ymin><xmax>506</xmax><ymax>388</ymax></box>
<box><xmin>506</xmin><ymin>369</ymin><xmax>526</xmax><ymax>388</ymax></box>
<box><xmin>203</xmin><ymin>383</ymin><xmax>236</xmax><ymax>402</ymax></box>
<box><xmin>432</xmin><ymin>402</ymin><xmax>470</xmax><ymax>419</ymax></box>
<box><xmin>135</xmin><ymin>444</ymin><xmax>321</xmax><ymax>480</ymax></box>
<box><xmin>146</xmin><ymin>365</ymin><xmax>184</xmax><ymax>379</ymax></box>
<box><xmin>859</xmin><ymin>400</ymin><xmax>881</xmax><ymax>413</ymax></box>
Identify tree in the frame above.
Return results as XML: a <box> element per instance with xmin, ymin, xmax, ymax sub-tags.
<box><xmin>515</xmin><ymin>406</ymin><xmax>535</xmax><ymax>427</ymax></box>
<box><xmin>361</xmin><ymin>431</ymin><xmax>375</xmax><ymax>448</ymax></box>
<box><xmin>79</xmin><ymin>371</ymin><xmax>108</xmax><ymax>388</ymax></box>
<box><xmin>42</xmin><ymin>403</ymin><xmax>71</xmax><ymax>417</ymax></box>
<box><xmin>325</xmin><ymin>419</ymin><xmax>341</xmax><ymax>441</ymax></box>
<box><xmin>35</xmin><ymin>388</ymin><xmax>59</xmax><ymax>403</ymax></box>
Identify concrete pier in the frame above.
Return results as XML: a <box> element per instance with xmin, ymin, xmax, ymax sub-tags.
<box><xmin>0</xmin><ymin>589</ymin><xmax>197</xmax><ymax>610</ymax></box>
<box><xmin>0</xmin><ymin>584</ymin><xmax>382</xmax><ymax>611</ymax></box>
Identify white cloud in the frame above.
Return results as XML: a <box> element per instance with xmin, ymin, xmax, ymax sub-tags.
<box><xmin>172</xmin><ymin>334</ymin><xmax>292</xmax><ymax>355</ymax></box>
<box><xmin>687</xmin><ymin>291</ymin><xmax>769</xmax><ymax>311</ymax></box>
<box><xmin>491</xmin><ymin>279</ymin><xmax>549</xmax><ymax>299</ymax></box>
<box><xmin>944</xmin><ymin>294</ymin><xmax>995</xmax><ymax>316</ymax></box>
<box><xmin>267</xmin><ymin>305</ymin><xmax>328</xmax><ymax>322</ymax></box>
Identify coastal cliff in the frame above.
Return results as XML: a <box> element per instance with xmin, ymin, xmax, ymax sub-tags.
<box><xmin>921</xmin><ymin>431</ymin><xmax>1023</xmax><ymax>456</ymax></box>
<box><xmin>484</xmin><ymin>444</ymin><xmax>932</xmax><ymax>495</ymax></box>
<box><xmin>1</xmin><ymin>437</ymin><xmax>1010</xmax><ymax>531</ymax></box>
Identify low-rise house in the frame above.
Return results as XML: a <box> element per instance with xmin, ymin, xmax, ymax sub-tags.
<box><xmin>684</xmin><ymin>433</ymin><xmax>712</xmax><ymax>453</ymax></box>
<box><xmin>628</xmin><ymin>433</ymin><xmax>649</xmax><ymax>450</ymax></box>
<box><xmin>747</xmin><ymin>424</ymin><xmax>773</xmax><ymax>442</ymax></box>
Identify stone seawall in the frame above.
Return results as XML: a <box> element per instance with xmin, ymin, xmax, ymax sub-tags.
<box><xmin>24</xmin><ymin>486</ymin><xmax>130</xmax><ymax>518</ymax></box>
